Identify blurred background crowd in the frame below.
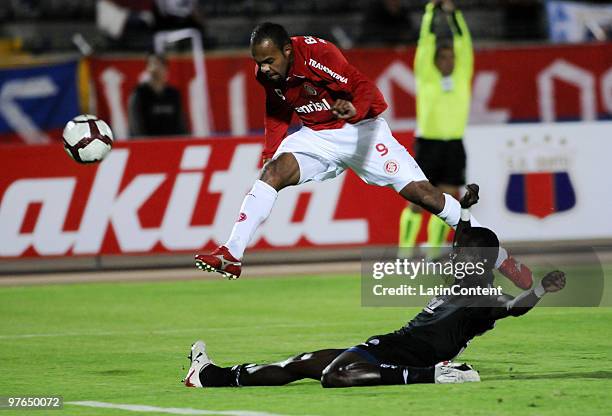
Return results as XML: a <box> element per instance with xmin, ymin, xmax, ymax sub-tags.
<box><xmin>1</xmin><ymin>0</ymin><xmax>611</xmax><ymax>56</ymax></box>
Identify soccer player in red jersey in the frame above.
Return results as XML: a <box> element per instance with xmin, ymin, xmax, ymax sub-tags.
<box><xmin>195</xmin><ymin>23</ymin><xmax>532</xmax><ymax>289</ymax></box>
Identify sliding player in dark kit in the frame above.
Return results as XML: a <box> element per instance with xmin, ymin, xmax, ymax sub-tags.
<box><xmin>184</xmin><ymin>185</ymin><xmax>566</xmax><ymax>388</ymax></box>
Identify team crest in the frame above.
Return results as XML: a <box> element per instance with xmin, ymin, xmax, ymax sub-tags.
<box><xmin>503</xmin><ymin>135</ymin><xmax>576</xmax><ymax>219</ymax></box>
<box><xmin>303</xmin><ymin>83</ymin><xmax>317</xmax><ymax>96</ymax></box>
<box><xmin>384</xmin><ymin>160</ymin><xmax>399</xmax><ymax>175</ymax></box>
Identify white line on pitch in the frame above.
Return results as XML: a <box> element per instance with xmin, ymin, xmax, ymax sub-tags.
<box><xmin>68</xmin><ymin>401</ymin><xmax>307</xmax><ymax>416</ymax></box>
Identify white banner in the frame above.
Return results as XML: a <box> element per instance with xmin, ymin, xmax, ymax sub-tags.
<box><xmin>465</xmin><ymin>121</ymin><xmax>612</xmax><ymax>242</ymax></box>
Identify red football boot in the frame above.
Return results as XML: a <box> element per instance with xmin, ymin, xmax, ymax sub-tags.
<box><xmin>498</xmin><ymin>256</ymin><xmax>533</xmax><ymax>289</ymax></box>
<box><xmin>195</xmin><ymin>246</ymin><xmax>241</xmax><ymax>280</ymax></box>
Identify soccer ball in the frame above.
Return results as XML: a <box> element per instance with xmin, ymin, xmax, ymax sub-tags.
<box><xmin>62</xmin><ymin>114</ymin><xmax>113</xmax><ymax>164</ymax></box>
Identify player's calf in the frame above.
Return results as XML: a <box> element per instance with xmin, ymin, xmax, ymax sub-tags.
<box><xmin>399</xmin><ymin>180</ymin><xmax>446</xmax><ymax>214</ymax></box>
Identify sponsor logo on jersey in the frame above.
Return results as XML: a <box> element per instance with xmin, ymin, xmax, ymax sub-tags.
<box><xmin>308</xmin><ymin>59</ymin><xmax>348</xmax><ymax>84</ymax></box>
<box><xmin>384</xmin><ymin>159</ymin><xmax>399</xmax><ymax>175</ymax></box>
<box><xmin>503</xmin><ymin>135</ymin><xmax>575</xmax><ymax>218</ymax></box>
<box><xmin>238</xmin><ymin>213</ymin><xmax>247</xmax><ymax>222</ymax></box>
<box><xmin>295</xmin><ymin>98</ymin><xmax>332</xmax><ymax>114</ymax></box>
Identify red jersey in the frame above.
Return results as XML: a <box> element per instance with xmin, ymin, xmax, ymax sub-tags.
<box><xmin>257</xmin><ymin>36</ymin><xmax>388</xmax><ymax>159</ymax></box>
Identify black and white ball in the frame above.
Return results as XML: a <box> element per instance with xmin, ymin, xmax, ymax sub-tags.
<box><xmin>62</xmin><ymin>114</ymin><xmax>113</xmax><ymax>164</ymax></box>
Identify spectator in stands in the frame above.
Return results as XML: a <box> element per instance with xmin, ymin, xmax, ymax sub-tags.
<box><xmin>359</xmin><ymin>0</ymin><xmax>416</xmax><ymax>45</ymax></box>
<box><xmin>128</xmin><ymin>53</ymin><xmax>189</xmax><ymax>137</ymax></box>
<box><xmin>399</xmin><ymin>0</ymin><xmax>473</xmax><ymax>257</ymax></box>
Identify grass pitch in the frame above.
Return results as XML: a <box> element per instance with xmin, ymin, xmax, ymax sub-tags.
<box><xmin>1</xmin><ymin>270</ymin><xmax>611</xmax><ymax>416</ymax></box>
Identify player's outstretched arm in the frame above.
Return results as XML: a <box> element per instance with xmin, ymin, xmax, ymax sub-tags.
<box><xmin>491</xmin><ymin>271</ymin><xmax>566</xmax><ymax>319</ymax></box>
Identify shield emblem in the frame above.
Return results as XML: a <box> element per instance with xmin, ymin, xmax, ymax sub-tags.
<box><xmin>505</xmin><ymin>171</ymin><xmax>576</xmax><ymax>218</ymax></box>
<box><xmin>303</xmin><ymin>83</ymin><xmax>317</xmax><ymax>96</ymax></box>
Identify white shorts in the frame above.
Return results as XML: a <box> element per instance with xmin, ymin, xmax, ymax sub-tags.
<box><xmin>272</xmin><ymin>117</ymin><xmax>427</xmax><ymax>192</ymax></box>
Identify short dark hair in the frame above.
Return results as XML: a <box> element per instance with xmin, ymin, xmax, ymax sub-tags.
<box><xmin>452</xmin><ymin>227</ymin><xmax>499</xmax><ymax>287</ymax></box>
<box><xmin>250</xmin><ymin>22</ymin><xmax>291</xmax><ymax>50</ymax></box>
<box><xmin>455</xmin><ymin>227</ymin><xmax>500</xmax><ymax>268</ymax></box>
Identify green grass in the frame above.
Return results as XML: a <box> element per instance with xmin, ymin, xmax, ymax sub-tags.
<box><xmin>0</xmin><ymin>271</ymin><xmax>611</xmax><ymax>416</ymax></box>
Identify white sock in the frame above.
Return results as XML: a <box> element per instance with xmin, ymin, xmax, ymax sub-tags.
<box><xmin>225</xmin><ymin>180</ymin><xmax>278</xmax><ymax>259</ymax></box>
<box><xmin>437</xmin><ymin>193</ymin><xmax>509</xmax><ymax>267</ymax></box>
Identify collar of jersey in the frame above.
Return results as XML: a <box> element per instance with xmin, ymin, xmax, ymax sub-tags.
<box><xmin>285</xmin><ymin>38</ymin><xmax>307</xmax><ymax>82</ymax></box>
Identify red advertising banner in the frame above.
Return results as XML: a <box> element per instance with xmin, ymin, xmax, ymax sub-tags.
<box><xmin>89</xmin><ymin>43</ymin><xmax>612</xmax><ymax>139</ymax></box>
<box><xmin>0</xmin><ymin>134</ymin><xmax>416</xmax><ymax>258</ymax></box>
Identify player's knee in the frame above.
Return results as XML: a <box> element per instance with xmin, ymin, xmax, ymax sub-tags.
<box><xmin>259</xmin><ymin>155</ymin><xmax>298</xmax><ymax>190</ymax></box>
<box><xmin>320</xmin><ymin>367</ymin><xmax>347</xmax><ymax>388</ymax></box>
<box><xmin>321</xmin><ymin>363</ymin><xmax>362</xmax><ymax>388</ymax></box>
<box><xmin>260</xmin><ymin>159</ymin><xmax>285</xmax><ymax>190</ymax></box>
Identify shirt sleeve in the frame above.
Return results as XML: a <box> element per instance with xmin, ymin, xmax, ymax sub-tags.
<box><xmin>414</xmin><ymin>2</ymin><xmax>437</xmax><ymax>79</ymax></box>
<box><xmin>449</xmin><ymin>10</ymin><xmax>474</xmax><ymax>79</ymax></box>
<box><xmin>257</xmin><ymin>70</ymin><xmax>293</xmax><ymax>160</ymax></box>
<box><xmin>307</xmin><ymin>40</ymin><xmax>380</xmax><ymax>124</ymax></box>
<box><xmin>488</xmin><ymin>287</ymin><xmax>544</xmax><ymax>320</ymax></box>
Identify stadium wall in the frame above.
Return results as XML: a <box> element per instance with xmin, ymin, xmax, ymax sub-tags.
<box><xmin>0</xmin><ymin>42</ymin><xmax>611</xmax><ymax>143</ymax></box>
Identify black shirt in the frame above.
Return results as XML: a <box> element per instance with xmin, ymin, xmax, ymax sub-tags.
<box><xmin>398</xmin><ymin>293</ymin><xmax>509</xmax><ymax>362</ymax></box>
<box><xmin>128</xmin><ymin>83</ymin><xmax>188</xmax><ymax>137</ymax></box>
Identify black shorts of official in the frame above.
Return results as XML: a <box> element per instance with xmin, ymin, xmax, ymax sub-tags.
<box><xmin>414</xmin><ymin>137</ymin><xmax>466</xmax><ymax>187</ymax></box>
<box><xmin>346</xmin><ymin>332</ymin><xmax>436</xmax><ymax>368</ymax></box>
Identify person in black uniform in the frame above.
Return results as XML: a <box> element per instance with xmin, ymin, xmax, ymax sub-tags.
<box><xmin>182</xmin><ymin>184</ymin><xmax>566</xmax><ymax>388</ymax></box>
<box><xmin>128</xmin><ymin>53</ymin><xmax>189</xmax><ymax>137</ymax></box>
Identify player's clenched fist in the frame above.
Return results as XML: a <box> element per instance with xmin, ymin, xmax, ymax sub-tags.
<box><xmin>331</xmin><ymin>99</ymin><xmax>357</xmax><ymax>120</ymax></box>
<box><xmin>541</xmin><ymin>270</ymin><xmax>566</xmax><ymax>293</ymax></box>
<box><xmin>460</xmin><ymin>184</ymin><xmax>479</xmax><ymax>209</ymax></box>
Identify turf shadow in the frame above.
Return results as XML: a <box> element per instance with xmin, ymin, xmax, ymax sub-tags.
<box><xmin>96</xmin><ymin>369</ymin><xmax>143</xmax><ymax>376</ymax></box>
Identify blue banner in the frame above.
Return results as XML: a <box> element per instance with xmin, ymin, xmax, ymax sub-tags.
<box><xmin>547</xmin><ymin>0</ymin><xmax>612</xmax><ymax>43</ymax></box>
<box><xmin>0</xmin><ymin>60</ymin><xmax>80</xmax><ymax>143</ymax></box>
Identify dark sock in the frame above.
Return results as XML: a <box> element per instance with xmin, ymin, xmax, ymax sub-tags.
<box><xmin>378</xmin><ymin>365</ymin><xmax>435</xmax><ymax>385</ymax></box>
<box><xmin>199</xmin><ymin>364</ymin><xmax>240</xmax><ymax>387</ymax></box>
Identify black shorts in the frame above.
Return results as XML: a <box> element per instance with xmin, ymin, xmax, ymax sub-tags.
<box><xmin>347</xmin><ymin>332</ymin><xmax>436</xmax><ymax>367</ymax></box>
<box><xmin>414</xmin><ymin>137</ymin><xmax>466</xmax><ymax>186</ymax></box>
